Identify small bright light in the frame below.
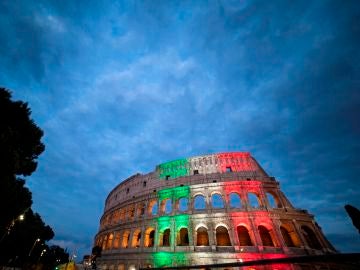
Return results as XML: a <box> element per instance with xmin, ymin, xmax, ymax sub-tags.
<box><xmin>36</xmin><ymin>238</ymin><xmax>41</xmax><ymax>242</ymax></box>
<box><xmin>240</xmin><ymin>248</ymin><xmax>244</xmax><ymax>251</ymax></box>
<box><xmin>19</xmin><ymin>214</ymin><xmax>24</xmax><ymax>221</ymax></box>
<box><xmin>239</xmin><ymin>259</ymin><xmax>243</xmax><ymax>263</ymax></box>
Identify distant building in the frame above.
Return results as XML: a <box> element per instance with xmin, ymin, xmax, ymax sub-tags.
<box><xmin>94</xmin><ymin>152</ymin><xmax>336</xmax><ymax>270</ymax></box>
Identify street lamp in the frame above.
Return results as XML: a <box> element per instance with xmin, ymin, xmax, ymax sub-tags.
<box><xmin>28</xmin><ymin>238</ymin><xmax>41</xmax><ymax>257</ymax></box>
<box><xmin>38</xmin><ymin>249</ymin><xmax>47</xmax><ymax>262</ymax></box>
<box><xmin>0</xmin><ymin>209</ymin><xmax>29</xmax><ymax>243</ymax></box>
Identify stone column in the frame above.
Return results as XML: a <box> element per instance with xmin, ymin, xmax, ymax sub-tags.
<box><xmin>171</xmin><ymin>217</ymin><xmax>175</xmax><ymax>251</ymax></box>
<box><xmin>292</xmin><ymin>220</ymin><xmax>307</xmax><ymax>248</ymax></box>
<box><xmin>272</xmin><ymin>218</ymin><xmax>285</xmax><ymax>248</ymax></box>
<box><xmin>249</xmin><ymin>217</ymin><xmax>262</xmax><ymax>250</ymax></box>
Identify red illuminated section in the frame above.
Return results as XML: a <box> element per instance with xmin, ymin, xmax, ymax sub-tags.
<box><xmin>216</xmin><ymin>152</ymin><xmax>256</xmax><ymax>172</ymax></box>
<box><xmin>222</xmin><ymin>180</ymin><xmax>291</xmax><ymax>270</ymax></box>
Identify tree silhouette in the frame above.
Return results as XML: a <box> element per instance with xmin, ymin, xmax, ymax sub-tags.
<box><xmin>345</xmin><ymin>204</ymin><xmax>360</xmax><ymax>234</ymax></box>
<box><xmin>0</xmin><ymin>87</ymin><xmax>55</xmax><ymax>267</ymax></box>
<box><xmin>0</xmin><ymin>87</ymin><xmax>45</xmax><ymax>235</ymax></box>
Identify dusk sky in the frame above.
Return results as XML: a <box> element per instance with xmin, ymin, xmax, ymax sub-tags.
<box><xmin>1</xmin><ymin>0</ymin><xmax>359</xmax><ymax>259</ymax></box>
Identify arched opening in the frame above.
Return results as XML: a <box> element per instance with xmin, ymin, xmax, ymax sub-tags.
<box><xmin>266</xmin><ymin>192</ymin><xmax>281</xmax><ymax>208</ymax></box>
<box><xmin>119</xmin><ymin>208</ymin><xmax>125</xmax><ymax>222</ymax></box>
<box><xmin>196</xmin><ymin>227</ymin><xmax>209</xmax><ymax>246</ymax></box>
<box><xmin>137</xmin><ymin>202</ymin><xmax>145</xmax><ymax>217</ymax></box>
<box><xmin>212</xmin><ymin>193</ymin><xmax>225</xmax><ymax>208</ymax></box>
<box><xmin>216</xmin><ymin>226</ymin><xmax>231</xmax><ymax>246</ymax></box>
<box><xmin>132</xmin><ymin>229</ymin><xmax>142</xmax><ymax>248</ymax></box>
<box><xmin>237</xmin><ymin>226</ymin><xmax>253</xmax><ymax>246</ymax></box>
<box><xmin>102</xmin><ymin>235</ymin><xmax>108</xmax><ymax>250</ymax></box>
<box><xmin>229</xmin><ymin>193</ymin><xmax>242</xmax><ymax>208</ymax></box>
<box><xmin>258</xmin><ymin>225</ymin><xmax>275</xmax><ymax>247</ymax></box>
<box><xmin>122</xmin><ymin>231</ymin><xmax>130</xmax><ymax>248</ymax></box>
<box><xmin>113</xmin><ymin>232</ymin><xmax>121</xmax><ymax>248</ymax></box>
<box><xmin>112</xmin><ymin>210</ymin><xmax>120</xmax><ymax>223</ymax></box>
<box><xmin>144</xmin><ymin>227</ymin><xmax>155</xmax><ymax>247</ymax></box>
<box><xmin>128</xmin><ymin>205</ymin><xmax>135</xmax><ymax>219</ymax></box>
<box><xmin>194</xmin><ymin>195</ymin><xmax>206</xmax><ymax>210</ymax></box>
<box><xmin>152</xmin><ymin>203</ymin><xmax>158</xmax><ymax>215</ymax></box>
<box><xmin>248</xmin><ymin>193</ymin><xmax>260</xmax><ymax>208</ymax></box>
<box><xmin>280</xmin><ymin>226</ymin><xmax>296</xmax><ymax>247</ymax></box>
<box><xmin>161</xmin><ymin>199</ymin><xmax>172</xmax><ymax>214</ymax></box>
<box><xmin>148</xmin><ymin>200</ymin><xmax>158</xmax><ymax>215</ymax></box>
<box><xmin>177</xmin><ymin>228</ymin><xmax>189</xmax><ymax>246</ymax></box>
<box><xmin>302</xmin><ymin>225</ymin><xmax>322</xmax><ymax>249</ymax></box>
<box><xmin>178</xmin><ymin>197</ymin><xmax>189</xmax><ymax>212</ymax></box>
<box><xmin>118</xmin><ymin>264</ymin><xmax>125</xmax><ymax>270</ymax></box>
<box><xmin>162</xmin><ymin>228</ymin><xmax>171</xmax><ymax>246</ymax></box>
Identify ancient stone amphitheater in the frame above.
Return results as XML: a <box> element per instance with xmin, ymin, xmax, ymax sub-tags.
<box><xmin>94</xmin><ymin>152</ymin><xmax>335</xmax><ymax>270</ymax></box>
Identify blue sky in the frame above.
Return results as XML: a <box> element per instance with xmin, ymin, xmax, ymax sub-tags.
<box><xmin>1</xmin><ymin>0</ymin><xmax>360</xmax><ymax>259</ymax></box>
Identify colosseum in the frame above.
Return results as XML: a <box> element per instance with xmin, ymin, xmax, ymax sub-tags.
<box><xmin>94</xmin><ymin>152</ymin><xmax>336</xmax><ymax>270</ymax></box>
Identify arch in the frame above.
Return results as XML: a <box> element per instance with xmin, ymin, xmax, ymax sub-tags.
<box><xmin>258</xmin><ymin>225</ymin><xmax>275</xmax><ymax>247</ymax></box>
<box><xmin>148</xmin><ymin>200</ymin><xmax>158</xmax><ymax>215</ymax></box>
<box><xmin>280</xmin><ymin>226</ymin><xmax>295</xmax><ymax>247</ymax></box>
<box><xmin>229</xmin><ymin>193</ymin><xmax>242</xmax><ymax>208</ymax></box>
<box><xmin>118</xmin><ymin>264</ymin><xmax>125</xmax><ymax>270</ymax></box>
<box><xmin>128</xmin><ymin>205</ymin><xmax>135</xmax><ymax>219</ymax></box>
<box><xmin>196</xmin><ymin>226</ymin><xmax>209</xmax><ymax>246</ymax></box>
<box><xmin>266</xmin><ymin>192</ymin><xmax>282</xmax><ymax>208</ymax></box>
<box><xmin>195</xmin><ymin>223</ymin><xmax>208</xmax><ymax>231</ymax></box>
<box><xmin>161</xmin><ymin>199</ymin><xmax>172</xmax><ymax>214</ymax></box>
<box><xmin>96</xmin><ymin>236</ymin><xmax>102</xmax><ymax>246</ymax></box>
<box><xmin>102</xmin><ymin>235</ymin><xmax>108</xmax><ymax>250</ymax></box>
<box><xmin>177</xmin><ymin>228</ymin><xmax>189</xmax><ymax>246</ymax></box>
<box><xmin>211</xmin><ymin>193</ymin><xmax>225</xmax><ymax>208</ymax></box>
<box><xmin>122</xmin><ymin>231</ymin><xmax>130</xmax><ymax>248</ymax></box>
<box><xmin>237</xmin><ymin>226</ymin><xmax>253</xmax><ymax>246</ymax></box>
<box><xmin>119</xmin><ymin>208</ymin><xmax>126</xmax><ymax>222</ymax></box>
<box><xmin>144</xmin><ymin>227</ymin><xmax>155</xmax><ymax>247</ymax></box>
<box><xmin>216</xmin><ymin>226</ymin><xmax>231</xmax><ymax>246</ymax></box>
<box><xmin>301</xmin><ymin>225</ymin><xmax>322</xmax><ymax>249</ymax></box>
<box><xmin>194</xmin><ymin>195</ymin><xmax>206</xmax><ymax>210</ymax></box>
<box><xmin>162</xmin><ymin>228</ymin><xmax>171</xmax><ymax>246</ymax></box>
<box><xmin>137</xmin><ymin>202</ymin><xmax>145</xmax><ymax>217</ymax></box>
<box><xmin>178</xmin><ymin>197</ymin><xmax>189</xmax><ymax>212</ymax></box>
<box><xmin>131</xmin><ymin>229</ymin><xmax>142</xmax><ymax>248</ymax></box>
<box><xmin>112</xmin><ymin>210</ymin><xmax>120</xmax><ymax>223</ymax></box>
<box><xmin>248</xmin><ymin>193</ymin><xmax>260</xmax><ymax>208</ymax></box>
<box><xmin>113</xmin><ymin>232</ymin><xmax>121</xmax><ymax>248</ymax></box>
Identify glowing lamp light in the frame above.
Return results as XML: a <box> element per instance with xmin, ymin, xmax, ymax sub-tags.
<box><xmin>19</xmin><ymin>214</ymin><xmax>25</xmax><ymax>221</ymax></box>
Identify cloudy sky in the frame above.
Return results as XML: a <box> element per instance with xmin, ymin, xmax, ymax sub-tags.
<box><xmin>1</xmin><ymin>0</ymin><xmax>359</xmax><ymax>259</ymax></box>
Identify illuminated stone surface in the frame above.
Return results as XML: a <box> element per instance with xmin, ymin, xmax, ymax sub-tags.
<box><xmin>94</xmin><ymin>152</ymin><xmax>336</xmax><ymax>270</ymax></box>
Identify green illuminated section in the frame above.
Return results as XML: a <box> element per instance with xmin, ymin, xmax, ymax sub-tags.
<box><xmin>175</xmin><ymin>214</ymin><xmax>189</xmax><ymax>230</ymax></box>
<box><xmin>152</xmin><ymin>252</ymin><xmax>187</xmax><ymax>268</ymax></box>
<box><xmin>158</xmin><ymin>186</ymin><xmax>190</xmax><ymax>201</ymax></box>
<box><xmin>152</xmin><ymin>186</ymin><xmax>191</xmax><ymax>267</ymax></box>
<box><xmin>157</xmin><ymin>216</ymin><xmax>171</xmax><ymax>232</ymax></box>
<box><xmin>159</xmin><ymin>158</ymin><xmax>189</xmax><ymax>179</ymax></box>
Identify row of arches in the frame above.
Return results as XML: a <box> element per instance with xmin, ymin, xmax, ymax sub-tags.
<box><xmin>97</xmin><ymin>223</ymin><xmax>322</xmax><ymax>251</ymax></box>
<box><xmin>101</xmin><ymin>191</ymin><xmax>282</xmax><ymax>228</ymax></box>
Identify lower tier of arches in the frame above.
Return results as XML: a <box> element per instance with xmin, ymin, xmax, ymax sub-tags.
<box><xmin>97</xmin><ymin>249</ymin><xmax>334</xmax><ymax>270</ymax></box>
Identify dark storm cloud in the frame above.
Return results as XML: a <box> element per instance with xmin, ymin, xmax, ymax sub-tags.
<box><xmin>1</xmin><ymin>0</ymin><xmax>359</xmax><ymax>258</ymax></box>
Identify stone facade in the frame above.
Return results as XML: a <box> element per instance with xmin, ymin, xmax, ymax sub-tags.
<box><xmin>94</xmin><ymin>152</ymin><xmax>336</xmax><ymax>270</ymax></box>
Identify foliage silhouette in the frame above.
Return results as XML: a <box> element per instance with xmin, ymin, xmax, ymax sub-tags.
<box><xmin>345</xmin><ymin>204</ymin><xmax>360</xmax><ymax>234</ymax></box>
<box><xmin>0</xmin><ymin>87</ymin><xmax>63</xmax><ymax>268</ymax></box>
